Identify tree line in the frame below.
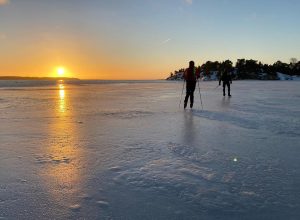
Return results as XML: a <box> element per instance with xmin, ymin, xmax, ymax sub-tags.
<box><xmin>167</xmin><ymin>58</ymin><xmax>300</xmax><ymax>80</ymax></box>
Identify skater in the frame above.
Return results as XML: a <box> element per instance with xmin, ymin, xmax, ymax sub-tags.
<box><xmin>219</xmin><ymin>70</ymin><xmax>232</xmax><ymax>96</ymax></box>
<box><xmin>184</xmin><ymin>61</ymin><xmax>200</xmax><ymax>109</ymax></box>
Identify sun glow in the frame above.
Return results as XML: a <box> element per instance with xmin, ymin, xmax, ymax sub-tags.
<box><xmin>57</xmin><ymin>67</ymin><xmax>65</xmax><ymax>77</ymax></box>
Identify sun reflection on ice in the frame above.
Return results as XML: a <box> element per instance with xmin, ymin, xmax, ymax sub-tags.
<box><xmin>40</xmin><ymin>80</ymin><xmax>85</xmax><ymax>207</ymax></box>
<box><xmin>58</xmin><ymin>82</ymin><xmax>66</xmax><ymax>113</ymax></box>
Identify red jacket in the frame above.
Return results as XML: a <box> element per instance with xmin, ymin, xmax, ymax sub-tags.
<box><xmin>184</xmin><ymin>67</ymin><xmax>200</xmax><ymax>82</ymax></box>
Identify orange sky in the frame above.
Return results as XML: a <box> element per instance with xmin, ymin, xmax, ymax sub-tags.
<box><xmin>0</xmin><ymin>22</ymin><xmax>181</xmax><ymax>80</ymax></box>
<box><xmin>0</xmin><ymin>30</ymin><xmax>187</xmax><ymax>79</ymax></box>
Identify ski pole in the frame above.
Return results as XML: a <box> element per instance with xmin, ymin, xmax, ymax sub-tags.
<box><xmin>197</xmin><ymin>79</ymin><xmax>204</xmax><ymax>110</ymax></box>
<box><xmin>214</xmin><ymin>84</ymin><xmax>220</xmax><ymax>90</ymax></box>
<box><xmin>179</xmin><ymin>80</ymin><xmax>185</xmax><ymax>108</ymax></box>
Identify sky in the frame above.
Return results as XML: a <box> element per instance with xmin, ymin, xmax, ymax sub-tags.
<box><xmin>0</xmin><ymin>0</ymin><xmax>299</xmax><ymax>79</ymax></box>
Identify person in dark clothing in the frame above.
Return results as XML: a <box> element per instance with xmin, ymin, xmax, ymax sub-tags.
<box><xmin>219</xmin><ymin>70</ymin><xmax>232</xmax><ymax>96</ymax></box>
<box><xmin>184</xmin><ymin>61</ymin><xmax>200</xmax><ymax>109</ymax></box>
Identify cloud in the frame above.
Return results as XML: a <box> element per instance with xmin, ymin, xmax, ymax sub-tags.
<box><xmin>160</xmin><ymin>38</ymin><xmax>172</xmax><ymax>46</ymax></box>
<box><xmin>184</xmin><ymin>0</ymin><xmax>193</xmax><ymax>5</ymax></box>
<box><xmin>0</xmin><ymin>0</ymin><xmax>9</xmax><ymax>6</ymax></box>
<box><xmin>161</xmin><ymin>38</ymin><xmax>171</xmax><ymax>45</ymax></box>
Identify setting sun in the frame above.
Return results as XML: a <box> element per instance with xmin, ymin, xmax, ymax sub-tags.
<box><xmin>57</xmin><ymin>67</ymin><xmax>65</xmax><ymax>77</ymax></box>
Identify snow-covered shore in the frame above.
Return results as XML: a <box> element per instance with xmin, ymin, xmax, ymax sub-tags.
<box><xmin>167</xmin><ymin>71</ymin><xmax>300</xmax><ymax>81</ymax></box>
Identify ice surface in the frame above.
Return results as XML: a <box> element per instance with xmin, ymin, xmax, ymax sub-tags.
<box><xmin>0</xmin><ymin>80</ymin><xmax>300</xmax><ymax>219</ymax></box>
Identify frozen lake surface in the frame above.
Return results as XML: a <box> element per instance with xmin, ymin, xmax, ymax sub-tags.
<box><xmin>0</xmin><ymin>80</ymin><xmax>299</xmax><ymax>219</ymax></box>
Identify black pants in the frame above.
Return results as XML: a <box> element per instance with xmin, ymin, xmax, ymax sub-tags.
<box><xmin>223</xmin><ymin>81</ymin><xmax>231</xmax><ymax>95</ymax></box>
<box><xmin>184</xmin><ymin>81</ymin><xmax>196</xmax><ymax>106</ymax></box>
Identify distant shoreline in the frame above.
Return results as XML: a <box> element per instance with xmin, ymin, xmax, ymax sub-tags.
<box><xmin>0</xmin><ymin>76</ymin><xmax>80</xmax><ymax>80</ymax></box>
<box><xmin>0</xmin><ymin>77</ymin><xmax>166</xmax><ymax>81</ymax></box>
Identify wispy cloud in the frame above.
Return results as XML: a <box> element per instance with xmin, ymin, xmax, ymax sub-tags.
<box><xmin>160</xmin><ymin>38</ymin><xmax>171</xmax><ymax>45</ymax></box>
<box><xmin>184</xmin><ymin>0</ymin><xmax>193</xmax><ymax>5</ymax></box>
<box><xmin>0</xmin><ymin>0</ymin><xmax>9</xmax><ymax>6</ymax></box>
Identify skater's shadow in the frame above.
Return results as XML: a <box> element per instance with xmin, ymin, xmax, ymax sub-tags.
<box><xmin>182</xmin><ymin>110</ymin><xmax>197</xmax><ymax>145</ymax></box>
<box><xmin>192</xmin><ymin>109</ymin><xmax>258</xmax><ymax>130</ymax></box>
<box><xmin>221</xmin><ymin>96</ymin><xmax>231</xmax><ymax>109</ymax></box>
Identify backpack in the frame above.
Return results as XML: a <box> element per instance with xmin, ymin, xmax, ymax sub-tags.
<box><xmin>185</xmin><ymin>67</ymin><xmax>197</xmax><ymax>81</ymax></box>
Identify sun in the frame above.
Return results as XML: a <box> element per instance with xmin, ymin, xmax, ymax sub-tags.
<box><xmin>57</xmin><ymin>67</ymin><xmax>65</xmax><ymax>77</ymax></box>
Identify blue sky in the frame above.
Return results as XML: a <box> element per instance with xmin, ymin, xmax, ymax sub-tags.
<box><xmin>0</xmin><ymin>0</ymin><xmax>299</xmax><ymax>79</ymax></box>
